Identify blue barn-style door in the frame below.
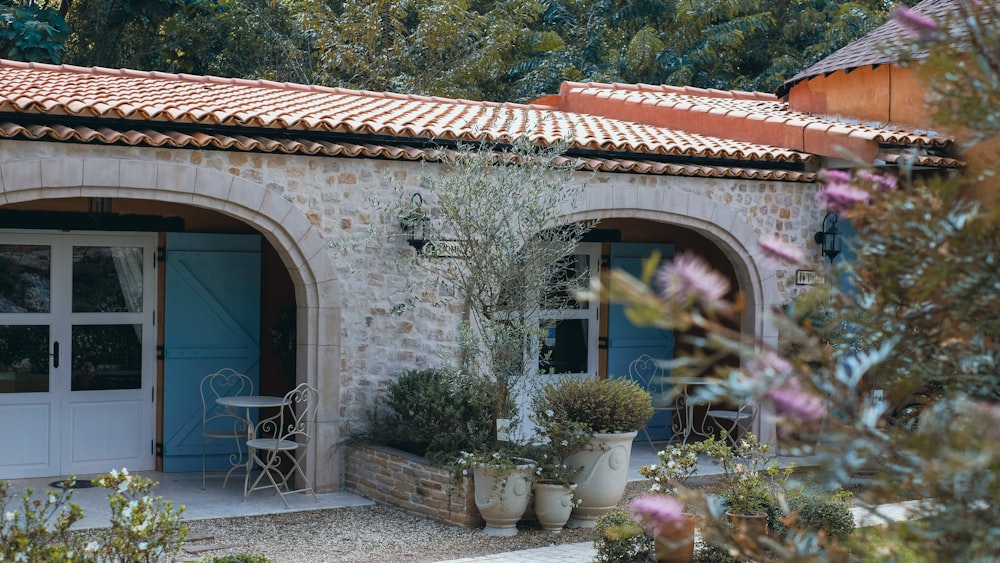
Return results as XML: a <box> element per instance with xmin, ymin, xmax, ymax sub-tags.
<box><xmin>161</xmin><ymin>233</ymin><xmax>261</xmax><ymax>472</ymax></box>
<box><xmin>607</xmin><ymin>243</ymin><xmax>676</xmax><ymax>442</ymax></box>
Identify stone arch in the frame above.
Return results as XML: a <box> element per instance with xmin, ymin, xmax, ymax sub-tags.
<box><xmin>0</xmin><ymin>156</ymin><xmax>342</xmax><ymax>489</ymax></box>
<box><xmin>563</xmin><ymin>185</ymin><xmax>782</xmax><ymax>444</ymax></box>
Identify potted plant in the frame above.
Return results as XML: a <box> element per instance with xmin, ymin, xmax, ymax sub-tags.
<box><xmin>697</xmin><ymin>432</ymin><xmax>792</xmax><ymax>538</ymax></box>
<box><xmin>526</xmin><ymin>417</ymin><xmax>592</xmax><ymax>531</ymax></box>
<box><xmin>455</xmin><ymin>446</ymin><xmax>536</xmax><ymax>537</ymax></box>
<box><xmin>533</xmin><ymin>376</ymin><xmax>653</xmax><ymax>527</ymax></box>
<box><xmin>636</xmin><ymin>443</ymin><xmax>702</xmax><ymax>562</ymax></box>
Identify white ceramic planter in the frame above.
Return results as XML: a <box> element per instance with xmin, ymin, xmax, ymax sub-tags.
<box><xmin>472</xmin><ymin>460</ymin><xmax>535</xmax><ymax>536</ymax></box>
<box><xmin>532</xmin><ymin>481</ymin><xmax>577</xmax><ymax>532</ymax></box>
<box><xmin>565</xmin><ymin>430</ymin><xmax>637</xmax><ymax>528</ymax></box>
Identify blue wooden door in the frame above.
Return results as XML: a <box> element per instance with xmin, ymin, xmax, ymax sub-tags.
<box><xmin>162</xmin><ymin>233</ymin><xmax>261</xmax><ymax>472</ymax></box>
<box><xmin>608</xmin><ymin>243</ymin><xmax>675</xmax><ymax>442</ymax></box>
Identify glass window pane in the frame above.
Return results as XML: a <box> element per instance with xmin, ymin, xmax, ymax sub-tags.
<box><xmin>0</xmin><ymin>325</ymin><xmax>49</xmax><ymax>393</ymax></box>
<box><xmin>72</xmin><ymin>324</ymin><xmax>141</xmax><ymax>391</ymax></box>
<box><xmin>0</xmin><ymin>244</ymin><xmax>51</xmax><ymax>313</ymax></box>
<box><xmin>539</xmin><ymin>319</ymin><xmax>589</xmax><ymax>374</ymax></box>
<box><xmin>73</xmin><ymin>246</ymin><xmax>144</xmax><ymax>313</ymax></box>
<box><xmin>542</xmin><ymin>253</ymin><xmax>591</xmax><ymax>311</ymax></box>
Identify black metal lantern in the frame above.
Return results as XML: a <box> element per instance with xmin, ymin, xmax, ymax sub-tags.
<box><xmin>813</xmin><ymin>211</ymin><xmax>842</xmax><ymax>263</ymax></box>
<box><xmin>400</xmin><ymin>192</ymin><xmax>431</xmax><ymax>252</ymax></box>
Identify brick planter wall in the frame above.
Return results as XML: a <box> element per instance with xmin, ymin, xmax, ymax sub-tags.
<box><xmin>344</xmin><ymin>443</ymin><xmax>483</xmax><ymax>527</ymax></box>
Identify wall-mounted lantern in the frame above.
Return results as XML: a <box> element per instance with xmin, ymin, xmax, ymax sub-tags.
<box><xmin>400</xmin><ymin>192</ymin><xmax>431</xmax><ymax>252</ymax></box>
<box><xmin>813</xmin><ymin>211</ymin><xmax>842</xmax><ymax>263</ymax></box>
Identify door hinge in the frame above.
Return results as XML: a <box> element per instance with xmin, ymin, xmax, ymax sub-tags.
<box><xmin>600</xmin><ymin>254</ymin><xmax>611</xmax><ymax>269</ymax></box>
<box><xmin>156</xmin><ymin>246</ymin><xmax>166</xmax><ymax>265</ymax></box>
<box><xmin>151</xmin><ymin>386</ymin><xmax>156</xmax><ymax>402</ymax></box>
<box><xmin>155</xmin><ymin>442</ymin><xmax>163</xmax><ymax>457</ymax></box>
<box><xmin>156</xmin><ymin>345</ymin><xmax>164</xmax><ymax>361</ymax></box>
<box><xmin>598</xmin><ymin>336</ymin><xmax>609</xmax><ymax>350</ymax></box>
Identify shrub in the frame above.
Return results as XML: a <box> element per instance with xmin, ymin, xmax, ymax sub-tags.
<box><xmin>774</xmin><ymin>489</ymin><xmax>855</xmax><ymax>542</ymax></box>
<box><xmin>592</xmin><ymin>509</ymin><xmax>654</xmax><ymax>563</ymax></box>
<box><xmin>534</xmin><ymin>376</ymin><xmax>653</xmax><ymax>433</ymax></box>
<box><xmin>363</xmin><ymin>368</ymin><xmax>498</xmax><ymax>460</ymax></box>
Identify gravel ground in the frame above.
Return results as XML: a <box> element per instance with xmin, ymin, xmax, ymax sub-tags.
<box><xmin>183</xmin><ymin>481</ymin><xmax>650</xmax><ymax>562</ymax></box>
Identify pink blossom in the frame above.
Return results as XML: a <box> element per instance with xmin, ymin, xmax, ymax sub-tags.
<box><xmin>752</xmin><ymin>351</ymin><xmax>792</xmax><ymax>377</ymax></box>
<box><xmin>766</xmin><ymin>378</ymin><xmax>826</xmax><ymax>422</ymax></box>
<box><xmin>816</xmin><ymin>183</ymin><xmax>869</xmax><ymax>212</ymax></box>
<box><xmin>823</xmin><ymin>169</ymin><xmax>852</xmax><ymax>184</ymax></box>
<box><xmin>631</xmin><ymin>494</ymin><xmax>685</xmax><ymax>533</ymax></box>
<box><xmin>892</xmin><ymin>6</ymin><xmax>939</xmax><ymax>38</ymax></box>
<box><xmin>857</xmin><ymin>170</ymin><xmax>899</xmax><ymax>192</ymax></box>
<box><xmin>656</xmin><ymin>252</ymin><xmax>730</xmax><ymax>305</ymax></box>
<box><xmin>758</xmin><ymin>234</ymin><xmax>804</xmax><ymax>266</ymax></box>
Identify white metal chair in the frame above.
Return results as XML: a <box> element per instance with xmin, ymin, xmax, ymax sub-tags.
<box><xmin>627</xmin><ymin>354</ymin><xmax>678</xmax><ymax>450</ymax></box>
<box><xmin>707</xmin><ymin>401</ymin><xmax>755</xmax><ymax>446</ymax></box>
<box><xmin>200</xmin><ymin>368</ymin><xmax>254</xmax><ymax>489</ymax></box>
<box><xmin>243</xmin><ymin>383</ymin><xmax>319</xmax><ymax>508</ymax></box>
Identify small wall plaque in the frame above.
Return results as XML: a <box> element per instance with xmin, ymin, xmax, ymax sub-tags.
<box><xmin>795</xmin><ymin>269</ymin><xmax>826</xmax><ymax>285</ymax></box>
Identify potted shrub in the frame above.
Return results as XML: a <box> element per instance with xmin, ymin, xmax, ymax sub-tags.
<box><xmin>455</xmin><ymin>447</ymin><xmax>536</xmax><ymax>537</ymax></box>
<box><xmin>697</xmin><ymin>432</ymin><xmax>791</xmax><ymax>538</ymax></box>
<box><xmin>636</xmin><ymin>443</ymin><xmax>702</xmax><ymax>562</ymax></box>
<box><xmin>533</xmin><ymin>376</ymin><xmax>653</xmax><ymax>527</ymax></box>
<box><xmin>526</xmin><ymin>417</ymin><xmax>592</xmax><ymax>531</ymax></box>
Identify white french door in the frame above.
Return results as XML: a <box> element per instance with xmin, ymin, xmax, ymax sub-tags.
<box><xmin>0</xmin><ymin>231</ymin><xmax>156</xmax><ymax>478</ymax></box>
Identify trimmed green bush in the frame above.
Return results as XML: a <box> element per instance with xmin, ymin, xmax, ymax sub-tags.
<box><xmin>534</xmin><ymin>376</ymin><xmax>653</xmax><ymax>433</ymax></box>
<box><xmin>363</xmin><ymin>368</ymin><xmax>498</xmax><ymax>460</ymax></box>
<box><xmin>592</xmin><ymin>509</ymin><xmax>654</xmax><ymax>563</ymax></box>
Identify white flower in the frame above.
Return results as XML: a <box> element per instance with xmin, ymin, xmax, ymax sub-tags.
<box><xmin>117</xmin><ymin>480</ymin><xmax>129</xmax><ymax>493</ymax></box>
<box><xmin>48</xmin><ymin>493</ymin><xmax>57</xmax><ymax>504</ymax></box>
<box><xmin>109</xmin><ymin>469</ymin><xmax>119</xmax><ymax>479</ymax></box>
<box><xmin>138</xmin><ymin>542</ymin><xmax>148</xmax><ymax>551</ymax></box>
<box><xmin>545</xmin><ymin>409</ymin><xmax>554</xmax><ymax>417</ymax></box>
<box><xmin>560</xmin><ymin>440</ymin><xmax>569</xmax><ymax>447</ymax></box>
<box><xmin>4</xmin><ymin>511</ymin><xmax>16</xmax><ymax>522</ymax></box>
<box><xmin>85</xmin><ymin>541</ymin><xmax>100</xmax><ymax>552</ymax></box>
<box><xmin>650</xmin><ymin>483</ymin><xmax>662</xmax><ymax>492</ymax></box>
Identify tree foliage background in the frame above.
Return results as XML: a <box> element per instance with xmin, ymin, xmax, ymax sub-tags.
<box><xmin>2</xmin><ymin>0</ymin><xmax>915</xmax><ymax>100</ymax></box>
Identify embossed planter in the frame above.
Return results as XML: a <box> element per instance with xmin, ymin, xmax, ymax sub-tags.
<box><xmin>532</xmin><ymin>481</ymin><xmax>577</xmax><ymax>532</ymax></box>
<box><xmin>565</xmin><ymin>430</ymin><xmax>637</xmax><ymax>528</ymax></box>
<box><xmin>473</xmin><ymin>460</ymin><xmax>536</xmax><ymax>537</ymax></box>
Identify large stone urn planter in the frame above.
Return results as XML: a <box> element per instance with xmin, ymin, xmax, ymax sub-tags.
<box><xmin>565</xmin><ymin>430</ymin><xmax>637</xmax><ymax>528</ymax></box>
<box><xmin>472</xmin><ymin>460</ymin><xmax>536</xmax><ymax>536</ymax></box>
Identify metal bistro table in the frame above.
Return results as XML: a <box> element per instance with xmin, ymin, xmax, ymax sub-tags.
<box><xmin>215</xmin><ymin>395</ymin><xmax>289</xmax><ymax>495</ymax></box>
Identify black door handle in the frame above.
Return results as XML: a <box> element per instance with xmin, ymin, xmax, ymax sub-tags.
<box><xmin>52</xmin><ymin>341</ymin><xmax>59</xmax><ymax>369</ymax></box>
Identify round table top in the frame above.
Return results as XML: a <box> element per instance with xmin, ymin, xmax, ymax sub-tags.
<box><xmin>216</xmin><ymin>395</ymin><xmax>287</xmax><ymax>408</ymax></box>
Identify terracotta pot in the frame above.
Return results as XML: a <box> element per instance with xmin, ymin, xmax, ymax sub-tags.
<box><xmin>726</xmin><ymin>511</ymin><xmax>768</xmax><ymax>538</ymax></box>
<box><xmin>565</xmin><ymin>430</ymin><xmax>637</xmax><ymax>528</ymax></box>
<box><xmin>472</xmin><ymin>460</ymin><xmax>535</xmax><ymax>537</ymax></box>
<box><xmin>653</xmin><ymin>513</ymin><xmax>697</xmax><ymax>563</ymax></box>
<box><xmin>532</xmin><ymin>481</ymin><xmax>577</xmax><ymax>532</ymax></box>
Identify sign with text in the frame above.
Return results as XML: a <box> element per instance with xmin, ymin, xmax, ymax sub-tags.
<box><xmin>795</xmin><ymin>269</ymin><xmax>826</xmax><ymax>285</ymax></box>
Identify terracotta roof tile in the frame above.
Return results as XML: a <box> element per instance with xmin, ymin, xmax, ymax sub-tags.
<box><xmin>545</xmin><ymin>83</ymin><xmax>951</xmax><ymax>163</ymax></box>
<box><xmin>0</xmin><ymin>121</ymin><xmax>814</xmax><ymax>181</ymax></box>
<box><xmin>778</xmin><ymin>0</ymin><xmax>957</xmax><ymax>96</ymax></box>
<box><xmin>0</xmin><ymin>59</ymin><xmax>956</xmax><ymax>179</ymax></box>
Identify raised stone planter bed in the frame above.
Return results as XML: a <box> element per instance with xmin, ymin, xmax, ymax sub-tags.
<box><xmin>343</xmin><ymin>443</ymin><xmax>483</xmax><ymax>527</ymax></box>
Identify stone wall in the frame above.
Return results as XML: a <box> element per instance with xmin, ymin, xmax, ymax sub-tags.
<box><xmin>343</xmin><ymin>443</ymin><xmax>483</xmax><ymax>527</ymax></box>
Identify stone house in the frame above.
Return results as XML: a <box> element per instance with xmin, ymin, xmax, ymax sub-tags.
<box><xmin>0</xmin><ymin>0</ymin><xmax>962</xmax><ymax>491</ymax></box>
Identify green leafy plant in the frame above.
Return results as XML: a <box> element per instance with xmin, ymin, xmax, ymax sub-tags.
<box><xmin>0</xmin><ymin>469</ymin><xmax>186</xmax><ymax>562</ymax></box>
<box><xmin>363</xmin><ymin>368</ymin><xmax>498</xmax><ymax>462</ymax></box>
<box><xmin>592</xmin><ymin>509</ymin><xmax>654</xmax><ymax>563</ymax></box>
<box><xmin>638</xmin><ymin>442</ymin><xmax>701</xmax><ymax>495</ymax></box>
<box><xmin>524</xmin><ymin>415</ymin><xmax>592</xmax><ymax>487</ymax></box>
<box><xmin>774</xmin><ymin>489</ymin><xmax>856</xmax><ymax>542</ymax></box>
<box><xmin>533</xmin><ymin>376</ymin><xmax>653</xmax><ymax>434</ymax></box>
<box><xmin>696</xmin><ymin>433</ymin><xmax>791</xmax><ymax>517</ymax></box>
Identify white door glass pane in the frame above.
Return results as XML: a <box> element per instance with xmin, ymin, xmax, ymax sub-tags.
<box><xmin>72</xmin><ymin>246</ymin><xmax>144</xmax><ymax>313</ymax></box>
<box><xmin>539</xmin><ymin>319</ymin><xmax>589</xmax><ymax>374</ymax></box>
<box><xmin>0</xmin><ymin>244</ymin><xmax>50</xmax><ymax>313</ymax></box>
<box><xmin>0</xmin><ymin>325</ymin><xmax>49</xmax><ymax>393</ymax></box>
<box><xmin>71</xmin><ymin>324</ymin><xmax>142</xmax><ymax>391</ymax></box>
